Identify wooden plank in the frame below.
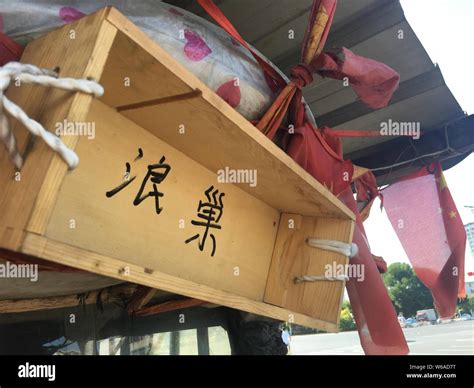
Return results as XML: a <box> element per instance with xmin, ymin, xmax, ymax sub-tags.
<box><xmin>27</xmin><ymin>18</ymin><xmax>119</xmax><ymax>236</ymax></box>
<box><xmin>103</xmin><ymin>9</ymin><xmax>354</xmax><ymax>221</ymax></box>
<box><xmin>99</xmin><ymin>28</ymin><xmax>194</xmax><ymax>108</ymax></box>
<box><xmin>0</xmin><ymin>227</ymin><xmax>26</xmax><ymax>252</ymax></box>
<box><xmin>0</xmin><ymin>284</ymin><xmax>136</xmax><ymax>314</ymax></box>
<box><xmin>0</xmin><ymin>8</ymin><xmax>352</xmax><ymax>328</ymax></box>
<box><xmin>134</xmin><ymin>298</ymin><xmax>207</xmax><ymax>317</ymax></box>
<box><xmin>45</xmin><ymin>100</ymin><xmax>280</xmax><ymax>301</ymax></box>
<box><xmin>20</xmin><ymin>233</ymin><xmax>338</xmax><ymax>332</ymax></box>
<box><xmin>264</xmin><ymin>214</ymin><xmax>354</xmax><ymax>323</ymax></box>
<box><xmin>126</xmin><ymin>286</ymin><xmax>158</xmax><ymax>314</ymax></box>
<box><xmin>0</xmin><ymin>8</ymin><xmax>117</xmax><ymax>250</ymax></box>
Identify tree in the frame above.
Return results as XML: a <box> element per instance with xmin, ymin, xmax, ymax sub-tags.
<box><xmin>383</xmin><ymin>262</ymin><xmax>434</xmax><ymax>317</ymax></box>
<box><xmin>339</xmin><ymin>300</ymin><xmax>356</xmax><ymax>331</ymax></box>
<box><xmin>457</xmin><ymin>295</ymin><xmax>474</xmax><ymax>315</ymax></box>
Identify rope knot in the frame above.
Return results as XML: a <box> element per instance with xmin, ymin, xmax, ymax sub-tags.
<box><xmin>290</xmin><ymin>63</ymin><xmax>314</xmax><ymax>89</ymax></box>
<box><xmin>0</xmin><ymin>62</ymin><xmax>104</xmax><ymax>170</ymax></box>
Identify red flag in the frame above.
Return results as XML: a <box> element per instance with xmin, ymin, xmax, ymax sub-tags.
<box><xmin>314</xmin><ymin>47</ymin><xmax>400</xmax><ymax>109</ymax></box>
<box><xmin>382</xmin><ymin>162</ymin><xmax>466</xmax><ymax>317</ymax></box>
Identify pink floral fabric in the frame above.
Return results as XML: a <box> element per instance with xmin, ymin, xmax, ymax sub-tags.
<box><xmin>59</xmin><ymin>7</ymin><xmax>85</xmax><ymax>23</ymax></box>
<box><xmin>216</xmin><ymin>80</ymin><xmax>241</xmax><ymax>107</ymax></box>
<box><xmin>184</xmin><ymin>30</ymin><xmax>212</xmax><ymax>61</ymax></box>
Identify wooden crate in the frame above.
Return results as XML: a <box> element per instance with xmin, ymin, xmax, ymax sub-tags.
<box><xmin>0</xmin><ymin>7</ymin><xmax>355</xmax><ymax>331</ymax></box>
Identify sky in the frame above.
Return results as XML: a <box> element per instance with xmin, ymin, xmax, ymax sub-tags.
<box><xmin>364</xmin><ymin>0</ymin><xmax>474</xmax><ymax>282</ymax></box>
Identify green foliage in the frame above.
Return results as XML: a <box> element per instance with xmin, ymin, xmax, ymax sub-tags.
<box><xmin>294</xmin><ymin>300</ymin><xmax>357</xmax><ymax>334</ymax></box>
<box><xmin>457</xmin><ymin>294</ymin><xmax>474</xmax><ymax>315</ymax></box>
<box><xmin>341</xmin><ymin>300</ymin><xmax>352</xmax><ymax>313</ymax></box>
<box><xmin>383</xmin><ymin>262</ymin><xmax>434</xmax><ymax>317</ymax></box>
<box><xmin>339</xmin><ymin>305</ymin><xmax>356</xmax><ymax>331</ymax></box>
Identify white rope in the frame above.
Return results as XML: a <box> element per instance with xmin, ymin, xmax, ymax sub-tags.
<box><xmin>306</xmin><ymin>238</ymin><xmax>358</xmax><ymax>258</ymax></box>
<box><xmin>0</xmin><ymin>62</ymin><xmax>104</xmax><ymax>170</ymax></box>
<box><xmin>294</xmin><ymin>238</ymin><xmax>358</xmax><ymax>284</ymax></box>
<box><xmin>294</xmin><ymin>275</ymin><xmax>349</xmax><ymax>284</ymax></box>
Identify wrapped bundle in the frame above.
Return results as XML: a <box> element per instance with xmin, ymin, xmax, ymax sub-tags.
<box><xmin>0</xmin><ymin>0</ymin><xmax>290</xmax><ymax>121</ymax></box>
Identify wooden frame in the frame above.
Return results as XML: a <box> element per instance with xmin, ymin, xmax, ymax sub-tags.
<box><xmin>0</xmin><ymin>7</ymin><xmax>355</xmax><ymax>331</ymax></box>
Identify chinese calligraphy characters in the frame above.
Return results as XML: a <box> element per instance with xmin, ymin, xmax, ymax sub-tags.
<box><xmin>106</xmin><ymin>148</ymin><xmax>171</xmax><ymax>214</ymax></box>
<box><xmin>185</xmin><ymin>186</ymin><xmax>225</xmax><ymax>257</ymax></box>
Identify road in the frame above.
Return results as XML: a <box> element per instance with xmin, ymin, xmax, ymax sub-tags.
<box><xmin>290</xmin><ymin>320</ymin><xmax>474</xmax><ymax>355</ymax></box>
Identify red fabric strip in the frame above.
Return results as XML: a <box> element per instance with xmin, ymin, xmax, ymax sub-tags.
<box><xmin>0</xmin><ymin>32</ymin><xmax>23</xmax><ymax>65</ymax></box>
<box><xmin>382</xmin><ymin>163</ymin><xmax>466</xmax><ymax>317</ymax></box>
<box><xmin>196</xmin><ymin>0</ymin><xmax>286</xmax><ymax>89</ymax></box>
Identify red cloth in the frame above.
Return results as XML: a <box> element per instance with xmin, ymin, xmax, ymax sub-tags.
<box><xmin>314</xmin><ymin>47</ymin><xmax>400</xmax><ymax>109</ymax></box>
<box><xmin>339</xmin><ymin>187</ymin><xmax>409</xmax><ymax>354</ymax></box>
<box><xmin>372</xmin><ymin>254</ymin><xmax>388</xmax><ymax>274</ymax></box>
<box><xmin>198</xmin><ymin>0</ymin><xmax>399</xmax><ymax>138</ymax></box>
<box><xmin>287</xmin><ymin>125</ymin><xmax>408</xmax><ymax>354</ymax></box>
<box><xmin>0</xmin><ymin>32</ymin><xmax>23</xmax><ymax>65</ymax></box>
<box><xmin>199</xmin><ymin>0</ymin><xmax>408</xmax><ymax>354</ymax></box>
<box><xmin>286</xmin><ymin>123</ymin><xmax>408</xmax><ymax>354</ymax></box>
<box><xmin>382</xmin><ymin>163</ymin><xmax>466</xmax><ymax>317</ymax></box>
<box><xmin>355</xmin><ymin>169</ymin><xmax>378</xmax><ymax>202</ymax></box>
<box><xmin>286</xmin><ymin>122</ymin><xmax>353</xmax><ymax>195</ymax></box>
<box><xmin>196</xmin><ymin>0</ymin><xmax>286</xmax><ymax>90</ymax></box>
<box><xmin>302</xmin><ymin>0</ymin><xmax>337</xmax><ymax>61</ymax></box>
<box><xmin>257</xmin><ymin>64</ymin><xmax>314</xmax><ymax>139</ymax></box>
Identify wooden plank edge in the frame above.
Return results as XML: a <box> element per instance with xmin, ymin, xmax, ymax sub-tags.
<box><xmin>134</xmin><ymin>298</ymin><xmax>208</xmax><ymax>317</ymax></box>
<box><xmin>26</xmin><ymin>17</ymin><xmax>119</xmax><ymax>236</ymax></box>
<box><xmin>20</xmin><ymin>232</ymin><xmax>338</xmax><ymax>332</ymax></box>
<box><xmin>126</xmin><ymin>285</ymin><xmax>158</xmax><ymax>314</ymax></box>
<box><xmin>263</xmin><ymin>214</ymin><xmax>354</xmax><ymax>324</ymax></box>
<box><xmin>0</xmin><ymin>226</ymin><xmax>26</xmax><ymax>252</ymax></box>
<box><xmin>0</xmin><ymin>284</ymin><xmax>136</xmax><ymax>314</ymax></box>
<box><xmin>104</xmin><ymin>7</ymin><xmax>355</xmax><ymax>222</ymax></box>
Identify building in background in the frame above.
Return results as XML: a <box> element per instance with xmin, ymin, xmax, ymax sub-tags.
<box><xmin>465</xmin><ymin>222</ymin><xmax>474</xmax><ymax>258</ymax></box>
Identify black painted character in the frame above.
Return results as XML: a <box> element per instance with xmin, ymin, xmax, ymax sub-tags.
<box><xmin>185</xmin><ymin>186</ymin><xmax>225</xmax><ymax>257</ymax></box>
<box><xmin>106</xmin><ymin>148</ymin><xmax>171</xmax><ymax>214</ymax></box>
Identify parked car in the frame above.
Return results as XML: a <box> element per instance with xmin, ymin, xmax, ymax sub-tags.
<box><xmin>416</xmin><ymin>309</ymin><xmax>437</xmax><ymax>323</ymax></box>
